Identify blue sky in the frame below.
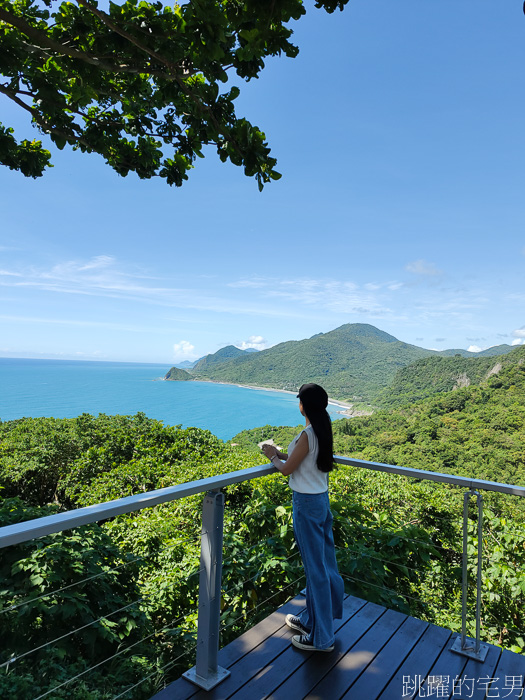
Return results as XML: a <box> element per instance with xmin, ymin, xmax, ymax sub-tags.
<box><xmin>1</xmin><ymin>0</ymin><xmax>524</xmax><ymax>364</ymax></box>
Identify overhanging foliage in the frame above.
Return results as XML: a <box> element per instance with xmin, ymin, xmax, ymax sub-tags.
<box><xmin>0</xmin><ymin>0</ymin><xmax>348</xmax><ymax>188</ymax></box>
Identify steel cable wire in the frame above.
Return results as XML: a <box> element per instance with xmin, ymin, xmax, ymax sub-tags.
<box><xmin>340</xmin><ymin>504</ymin><xmax>465</xmax><ymax>531</ymax></box>
<box><xmin>1</xmin><ymin>529</ymin><xmax>204</xmax><ymax>616</ymax></box>
<box><xmin>337</xmin><ymin>529</ymin><xmax>458</xmax><ymax>556</ymax></box>
<box><xmin>334</xmin><ymin>543</ymin><xmax>443</xmax><ymax>575</ymax></box>
<box><xmin>1</xmin><ymin>598</ymin><xmax>143</xmax><ymax>669</ymax></box>
<box><xmin>339</xmin><ymin>571</ymin><xmax>439</xmax><ymax>608</ymax></box>
<box><xmin>0</xmin><ymin>558</ymin><xmax>142</xmax><ymax>615</ymax></box>
<box><xmin>481</xmin><ymin>612</ymin><xmax>525</xmax><ymax>641</ymax></box>
<box><xmin>114</xmin><ymin>575</ymin><xmax>308</xmax><ymax>699</ymax></box>
<box><xmin>31</xmin><ymin>609</ymin><xmax>198</xmax><ymax>700</ymax></box>
<box><xmin>220</xmin><ymin>549</ymin><xmax>301</xmax><ymax>599</ymax></box>
<box><xmin>219</xmin><ymin>574</ymin><xmax>306</xmax><ymax>635</ymax></box>
<box><xmin>111</xmin><ymin>639</ymin><xmax>200</xmax><ymax>700</ymax></box>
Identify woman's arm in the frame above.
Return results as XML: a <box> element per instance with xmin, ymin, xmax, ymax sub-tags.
<box><xmin>270</xmin><ymin>432</ymin><xmax>309</xmax><ymax>477</ymax></box>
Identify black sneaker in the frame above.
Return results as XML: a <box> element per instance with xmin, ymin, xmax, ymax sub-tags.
<box><xmin>292</xmin><ymin>634</ymin><xmax>335</xmax><ymax>653</ymax></box>
<box><xmin>285</xmin><ymin>614</ymin><xmax>309</xmax><ymax>635</ymax></box>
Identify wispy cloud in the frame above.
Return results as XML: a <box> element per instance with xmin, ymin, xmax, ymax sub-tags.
<box><xmin>0</xmin><ymin>313</ymin><xmax>175</xmax><ymax>334</ymax></box>
<box><xmin>405</xmin><ymin>259</ymin><xmax>443</xmax><ymax>277</ymax></box>
<box><xmin>258</xmin><ymin>278</ymin><xmax>394</xmax><ymax>316</ymax></box>
<box><xmin>228</xmin><ymin>278</ymin><xmax>268</xmax><ymax>289</ymax></box>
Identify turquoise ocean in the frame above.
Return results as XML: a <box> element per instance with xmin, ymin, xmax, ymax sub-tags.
<box><xmin>0</xmin><ymin>358</ymin><xmax>344</xmax><ymax>440</ymax></box>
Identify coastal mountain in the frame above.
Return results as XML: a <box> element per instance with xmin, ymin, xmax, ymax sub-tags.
<box><xmin>186</xmin><ymin>323</ymin><xmax>514</xmax><ymax>405</ymax></box>
<box><xmin>166</xmin><ymin>345</ymin><xmax>259</xmax><ymax>381</ymax></box>
<box><xmin>164</xmin><ymin>367</ymin><xmax>193</xmax><ymax>381</ymax></box>
<box><xmin>172</xmin><ymin>359</ymin><xmax>200</xmax><ymax>369</ymax></box>
<box><xmin>192</xmin><ymin>345</ymin><xmax>255</xmax><ymax>372</ymax></box>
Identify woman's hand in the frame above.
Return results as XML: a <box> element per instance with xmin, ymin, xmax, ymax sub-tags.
<box><xmin>261</xmin><ymin>443</ymin><xmax>277</xmax><ymax>459</ymax></box>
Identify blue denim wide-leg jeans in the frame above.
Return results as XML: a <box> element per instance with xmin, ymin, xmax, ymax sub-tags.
<box><xmin>292</xmin><ymin>490</ymin><xmax>344</xmax><ymax>649</ymax></box>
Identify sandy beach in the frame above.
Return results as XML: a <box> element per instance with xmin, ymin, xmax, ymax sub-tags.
<box><xmin>197</xmin><ymin>378</ymin><xmax>363</xmax><ymax>416</ymax></box>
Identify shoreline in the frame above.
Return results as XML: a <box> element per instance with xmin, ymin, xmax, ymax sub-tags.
<box><xmin>184</xmin><ymin>377</ymin><xmax>359</xmax><ymax>415</ymax></box>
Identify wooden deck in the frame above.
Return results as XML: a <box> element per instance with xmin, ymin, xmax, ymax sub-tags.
<box><xmin>153</xmin><ymin>594</ymin><xmax>525</xmax><ymax>699</ymax></box>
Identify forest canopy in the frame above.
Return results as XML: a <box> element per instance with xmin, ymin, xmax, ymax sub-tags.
<box><xmin>0</xmin><ymin>0</ymin><xmax>348</xmax><ymax>188</ymax></box>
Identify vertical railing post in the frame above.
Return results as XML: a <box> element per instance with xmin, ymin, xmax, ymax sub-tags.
<box><xmin>182</xmin><ymin>490</ymin><xmax>231</xmax><ymax>690</ymax></box>
<box><xmin>451</xmin><ymin>488</ymin><xmax>488</xmax><ymax>662</ymax></box>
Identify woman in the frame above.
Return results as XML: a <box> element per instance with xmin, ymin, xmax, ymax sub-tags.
<box><xmin>261</xmin><ymin>383</ymin><xmax>344</xmax><ymax>652</ymax></box>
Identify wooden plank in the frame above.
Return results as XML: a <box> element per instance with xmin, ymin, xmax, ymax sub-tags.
<box><xmin>303</xmin><ymin>607</ymin><xmax>408</xmax><ymax>699</ymax></box>
<box><xmin>413</xmin><ymin>633</ymin><xmax>469</xmax><ymax>699</ymax></box>
<box><xmin>377</xmin><ymin>623</ymin><xmax>452</xmax><ymax>700</ymax></box>
<box><xmin>483</xmin><ymin>647</ymin><xmax>525</xmax><ymax>699</ymax></box>
<box><xmin>152</xmin><ymin>596</ymin><xmax>306</xmax><ymax>700</ymax></box>
<box><xmin>226</xmin><ymin>595</ymin><xmax>372</xmax><ymax>700</ymax></box>
<box><xmin>450</xmin><ymin>642</ymin><xmax>501</xmax><ymax>700</ymax></box>
<box><xmin>340</xmin><ymin>615</ymin><xmax>429</xmax><ymax>700</ymax></box>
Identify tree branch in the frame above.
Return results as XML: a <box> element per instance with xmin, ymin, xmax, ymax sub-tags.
<box><xmin>0</xmin><ymin>6</ymin><xmax>172</xmax><ymax>78</ymax></box>
<box><xmin>0</xmin><ymin>83</ymin><xmax>88</xmax><ymax>148</ymax></box>
<box><xmin>73</xmin><ymin>0</ymin><xmax>184</xmax><ymax>77</ymax></box>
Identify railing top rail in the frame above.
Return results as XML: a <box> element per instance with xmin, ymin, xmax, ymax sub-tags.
<box><xmin>0</xmin><ymin>464</ymin><xmax>274</xmax><ymax>549</ymax></box>
<box><xmin>334</xmin><ymin>456</ymin><xmax>525</xmax><ymax>498</ymax></box>
<box><xmin>1</xmin><ymin>457</ymin><xmax>524</xmax><ymax>550</ymax></box>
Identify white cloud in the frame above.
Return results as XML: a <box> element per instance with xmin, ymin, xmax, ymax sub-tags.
<box><xmin>512</xmin><ymin>327</ymin><xmax>525</xmax><ymax>339</ymax></box>
<box><xmin>239</xmin><ymin>335</ymin><xmax>267</xmax><ymax>351</ymax></box>
<box><xmin>511</xmin><ymin>338</ymin><xmax>525</xmax><ymax>346</ymax></box>
<box><xmin>467</xmin><ymin>345</ymin><xmax>484</xmax><ymax>353</ymax></box>
<box><xmin>78</xmin><ymin>255</ymin><xmax>115</xmax><ymax>271</ymax></box>
<box><xmin>173</xmin><ymin>340</ymin><xmax>196</xmax><ymax>359</ymax></box>
<box><xmin>406</xmin><ymin>259</ymin><xmax>442</xmax><ymax>276</ymax></box>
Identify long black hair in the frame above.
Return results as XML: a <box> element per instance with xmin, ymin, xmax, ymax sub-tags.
<box><xmin>297</xmin><ymin>383</ymin><xmax>335</xmax><ymax>473</ymax></box>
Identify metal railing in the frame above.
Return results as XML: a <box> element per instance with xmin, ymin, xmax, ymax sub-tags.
<box><xmin>1</xmin><ymin>456</ymin><xmax>524</xmax><ymax>695</ymax></box>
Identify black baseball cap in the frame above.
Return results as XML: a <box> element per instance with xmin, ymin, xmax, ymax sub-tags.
<box><xmin>296</xmin><ymin>383</ymin><xmax>328</xmax><ymax>409</ymax></box>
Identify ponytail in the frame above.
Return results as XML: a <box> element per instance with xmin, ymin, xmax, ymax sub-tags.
<box><xmin>296</xmin><ymin>383</ymin><xmax>335</xmax><ymax>473</ymax></box>
<box><xmin>308</xmin><ymin>408</ymin><xmax>335</xmax><ymax>473</ymax></box>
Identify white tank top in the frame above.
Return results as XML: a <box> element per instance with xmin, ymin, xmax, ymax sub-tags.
<box><xmin>287</xmin><ymin>424</ymin><xmax>328</xmax><ymax>494</ymax></box>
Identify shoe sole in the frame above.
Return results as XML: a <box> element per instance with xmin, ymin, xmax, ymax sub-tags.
<box><xmin>291</xmin><ymin>635</ymin><xmax>334</xmax><ymax>653</ymax></box>
<box><xmin>285</xmin><ymin>615</ymin><xmax>308</xmax><ymax>634</ymax></box>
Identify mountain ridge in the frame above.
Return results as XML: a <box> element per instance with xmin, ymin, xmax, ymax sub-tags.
<box><xmin>181</xmin><ymin>323</ymin><xmax>514</xmax><ymax>405</ymax></box>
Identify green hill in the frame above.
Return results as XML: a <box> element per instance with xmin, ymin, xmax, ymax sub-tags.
<box><xmin>190</xmin><ymin>324</ymin><xmax>435</xmax><ymax>402</ymax></box>
<box><xmin>331</xmin><ymin>350</ymin><xmax>525</xmax><ymax>491</ymax></box>
<box><xmin>164</xmin><ymin>367</ymin><xmax>193</xmax><ymax>381</ymax></box>
<box><xmin>192</xmin><ymin>345</ymin><xmax>251</xmax><ymax>372</ymax></box>
<box><xmin>190</xmin><ymin>323</ymin><xmax>514</xmax><ymax>405</ymax></box>
<box><xmin>377</xmin><ymin>345</ymin><xmax>525</xmax><ymax>408</ymax></box>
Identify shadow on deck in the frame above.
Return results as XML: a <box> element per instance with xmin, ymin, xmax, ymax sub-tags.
<box><xmin>153</xmin><ymin>594</ymin><xmax>525</xmax><ymax>699</ymax></box>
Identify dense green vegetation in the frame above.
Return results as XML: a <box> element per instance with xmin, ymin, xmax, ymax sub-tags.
<box><xmin>188</xmin><ymin>323</ymin><xmax>515</xmax><ymax>406</ymax></box>
<box><xmin>378</xmin><ymin>345</ymin><xmax>525</xmax><ymax>408</ymax></box>
<box><xmin>1</xmin><ymin>351</ymin><xmax>525</xmax><ymax>698</ymax></box>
